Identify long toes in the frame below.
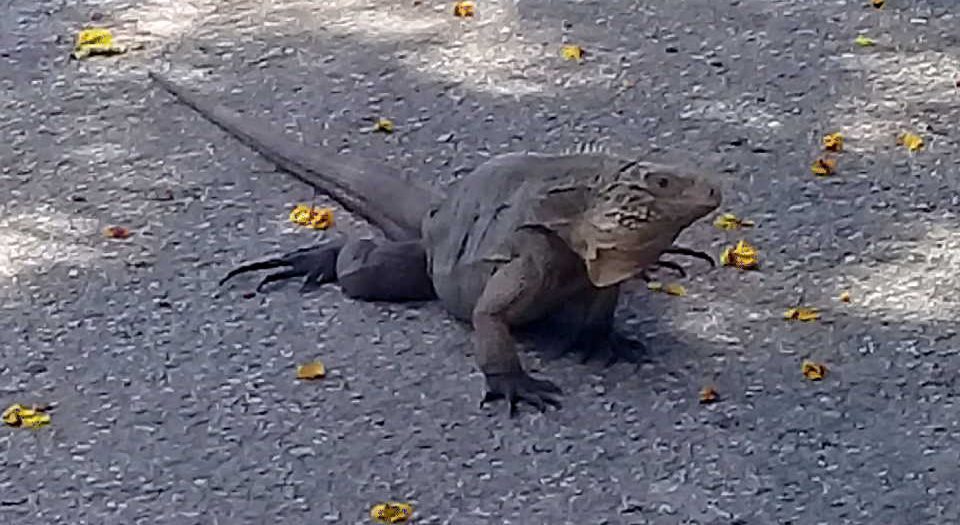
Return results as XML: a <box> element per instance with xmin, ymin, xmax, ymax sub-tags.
<box><xmin>665</xmin><ymin>247</ymin><xmax>716</xmax><ymax>267</ymax></box>
<box><xmin>517</xmin><ymin>394</ymin><xmax>545</xmax><ymax>413</ymax></box>
<box><xmin>654</xmin><ymin>260</ymin><xmax>687</xmax><ymax>278</ymax></box>
<box><xmin>540</xmin><ymin>395</ymin><xmax>562</xmax><ymax>410</ymax></box>
<box><xmin>483</xmin><ymin>373</ymin><xmax>563</xmax><ymax>415</ymax></box>
<box><xmin>299</xmin><ymin>279</ymin><xmax>319</xmax><ymax>293</ymax></box>
<box><xmin>480</xmin><ymin>390</ymin><xmax>506</xmax><ymax>408</ymax></box>
<box><xmin>219</xmin><ymin>259</ymin><xmax>288</xmax><ymax>286</ymax></box>
<box><xmin>508</xmin><ymin>398</ymin><xmax>520</xmax><ymax>417</ymax></box>
<box><xmin>531</xmin><ymin>377</ymin><xmax>563</xmax><ymax>395</ymax></box>
<box><xmin>571</xmin><ymin>333</ymin><xmax>646</xmax><ymax>367</ymax></box>
<box><xmin>515</xmin><ymin>377</ymin><xmax>562</xmax><ymax>413</ymax></box>
<box><xmin>610</xmin><ymin>335</ymin><xmax>646</xmax><ymax>364</ymax></box>
<box><xmin>256</xmin><ymin>269</ymin><xmax>308</xmax><ymax>292</ymax></box>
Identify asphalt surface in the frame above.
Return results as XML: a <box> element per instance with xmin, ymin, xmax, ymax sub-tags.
<box><xmin>2</xmin><ymin>0</ymin><xmax>959</xmax><ymax>523</ymax></box>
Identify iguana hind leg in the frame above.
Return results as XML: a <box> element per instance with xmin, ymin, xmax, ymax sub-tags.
<box><xmin>220</xmin><ymin>237</ymin><xmax>436</xmax><ymax>301</ymax></box>
<box><xmin>335</xmin><ymin>238</ymin><xmax>436</xmax><ymax>301</ymax></box>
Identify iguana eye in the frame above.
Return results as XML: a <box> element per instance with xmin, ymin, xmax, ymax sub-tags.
<box><xmin>645</xmin><ymin>172</ymin><xmax>681</xmax><ymax>194</ymax></box>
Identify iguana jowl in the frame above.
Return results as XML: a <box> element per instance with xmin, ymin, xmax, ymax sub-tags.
<box><xmin>149</xmin><ymin>70</ymin><xmax>722</xmax><ymax>414</ymax></box>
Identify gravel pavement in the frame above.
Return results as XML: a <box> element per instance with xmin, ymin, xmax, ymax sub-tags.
<box><xmin>2</xmin><ymin>0</ymin><xmax>960</xmax><ymax>523</ymax></box>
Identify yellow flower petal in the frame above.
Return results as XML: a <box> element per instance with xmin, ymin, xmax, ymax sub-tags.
<box><xmin>646</xmin><ymin>281</ymin><xmax>687</xmax><ymax>297</ymax></box>
<box><xmin>1</xmin><ymin>404</ymin><xmax>23</xmax><ymax>426</ymax></box>
<box><xmin>713</xmin><ymin>212</ymin><xmax>755</xmax><ymax>230</ymax></box>
<box><xmin>897</xmin><ymin>132</ymin><xmax>923</xmax><ymax>152</ymax></box>
<box><xmin>72</xmin><ymin>28</ymin><xmax>127</xmax><ymax>59</ymax></box>
<box><xmin>289</xmin><ymin>204</ymin><xmax>334</xmax><ymax>230</ymax></box>
<box><xmin>720</xmin><ymin>240</ymin><xmax>759</xmax><ymax>270</ymax></box>
<box><xmin>811</xmin><ymin>157</ymin><xmax>837</xmax><ymax>177</ymax></box>
<box><xmin>103</xmin><ymin>226</ymin><xmax>133</xmax><ymax>239</ymax></box>
<box><xmin>663</xmin><ymin>283</ymin><xmax>687</xmax><ymax>296</ymax></box>
<box><xmin>370</xmin><ymin>502</ymin><xmax>414</xmax><ymax>524</ymax></box>
<box><xmin>699</xmin><ymin>386</ymin><xmax>719</xmax><ymax>404</ymax></box>
<box><xmin>2</xmin><ymin>404</ymin><xmax>51</xmax><ymax>429</ymax></box>
<box><xmin>561</xmin><ymin>45</ymin><xmax>585</xmax><ymax>61</ymax></box>
<box><xmin>784</xmin><ymin>307</ymin><xmax>821</xmax><ymax>322</ymax></box>
<box><xmin>822</xmin><ymin>132</ymin><xmax>844</xmax><ymax>152</ymax></box>
<box><xmin>374</xmin><ymin>118</ymin><xmax>395</xmax><ymax>133</ymax></box>
<box><xmin>452</xmin><ymin>1</ymin><xmax>475</xmax><ymax>18</ymax></box>
<box><xmin>801</xmin><ymin>360</ymin><xmax>827</xmax><ymax>381</ymax></box>
<box><xmin>296</xmin><ymin>361</ymin><xmax>327</xmax><ymax>380</ymax></box>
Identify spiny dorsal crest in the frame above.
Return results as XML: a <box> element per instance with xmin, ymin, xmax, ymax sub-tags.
<box><xmin>564</xmin><ymin>140</ymin><xmax>607</xmax><ymax>155</ymax></box>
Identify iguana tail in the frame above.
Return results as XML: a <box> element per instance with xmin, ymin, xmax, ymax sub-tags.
<box><xmin>148</xmin><ymin>70</ymin><xmax>442</xmax><ymax>242</ymax></box>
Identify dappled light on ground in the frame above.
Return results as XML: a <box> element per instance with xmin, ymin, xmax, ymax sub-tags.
<box><xmin>827</xmin><ymin>51</ymin><xmax>959</xmax><ymax>150</ymax></box>
<box><xmin>127</xmin><ymin>0</ymin><xmax>208</xmax><ymax>39</ymax></box>
<box><xmin>845</xmin><ymin>222</ymin><xmax>960</xmax><ymax>322</ymax></box>
<box><xmin>0</xmin><ymin>208</ymin><xmax>101</xmax><ymax>279</ymax></box>
<box><xmin>278</xmin><ymin>0</ymin><xmax>550</xmax><ymax>96</ymax></box>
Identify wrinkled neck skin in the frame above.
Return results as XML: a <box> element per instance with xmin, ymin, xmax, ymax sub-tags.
<box><xmin>570</xmin><ymin>221</ymin><xmax>683</xmax><ymax>288</ymax></box>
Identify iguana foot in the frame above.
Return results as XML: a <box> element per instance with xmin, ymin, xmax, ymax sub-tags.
<box><xmin>480</xmin><ymin>371</ymin><xmax>562</xmax><ymax>416</ymax></box>
<box><xmin>563</xmin><ymin>330</ymin><xmax>646</xmax><ymax>367</ymax></box>
<box><xmin>219</xmin><ymin>238</ymin><xmax>345</xmax><ymax>293</ymax></box>
<box><xmin>600</xmin><ymin>332</ymin><xmax>647</xmax><ymax>367</ymax></box>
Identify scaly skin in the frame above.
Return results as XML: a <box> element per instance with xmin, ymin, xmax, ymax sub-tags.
<box><xmin>150</xmin><ymin>70</ymin><xmax>721</xmax><ymax>415</ymax></box>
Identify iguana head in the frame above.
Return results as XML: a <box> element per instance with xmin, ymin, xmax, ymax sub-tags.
<box><xmin>572</xmin><ymin>160</ymin><xmax>722</xmax><ymax>287</ymax></box>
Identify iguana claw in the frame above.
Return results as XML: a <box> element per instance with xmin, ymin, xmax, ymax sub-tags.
<box><xmin>641</xmin><ymin>245</ymin><xmax>715</xmax><ymax>282</ymax></box>
<box><xmin>652</xmin><ymin>260</ymin><xmax>687</xmax><ymax>278</ymax></box>
<box><xmin>640</xmin><ymin>260</ymin><xmax>686</xmax><ymax>282</ymax></box>
<box><xmin>480</xmin><ymin>371</ymin><xmax>562</xmax><ymax>416</ymax></box>
<box><xmin>219</xmin><ymin>238</ymin><xmax>345</xmax><ymax>293</ymax></box>
<box><xmin>662</xmin><ymin>246</ymin><xmax>715</xmax><ymax>267</ymax></box>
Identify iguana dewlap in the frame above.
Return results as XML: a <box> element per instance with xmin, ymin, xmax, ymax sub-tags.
<box><xmin>149</xmin><ymin>70</ymin><xmax>721</xmax><ymax>415</ymax></box>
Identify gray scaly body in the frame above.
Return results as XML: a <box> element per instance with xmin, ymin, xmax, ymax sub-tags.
<box><xmin>150</xmin><ymin>70</ymin><xmax>721</xmax><ymax>414</ymax></box>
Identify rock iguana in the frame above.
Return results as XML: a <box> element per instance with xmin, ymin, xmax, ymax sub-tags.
<box><xmin>148</xmin><ymin>70</ymin><xmax>722</xmax><ymax>415</ymax></box>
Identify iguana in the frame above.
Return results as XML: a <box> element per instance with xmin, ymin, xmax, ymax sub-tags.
<box><xmin>148</xmin><ymin>70</ymin><xmax>722</xmax><ymax>415</ymax></box>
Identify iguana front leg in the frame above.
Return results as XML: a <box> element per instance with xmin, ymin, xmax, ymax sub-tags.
<box><xmin>534</xmin><ymin>286</ymin><xmax>646</xmax><ymax>366</ymax></box>
<box><xmin>473</xmin><ymin>257</ymin><xmax>563</xmax><ymax>416</ymax></box>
